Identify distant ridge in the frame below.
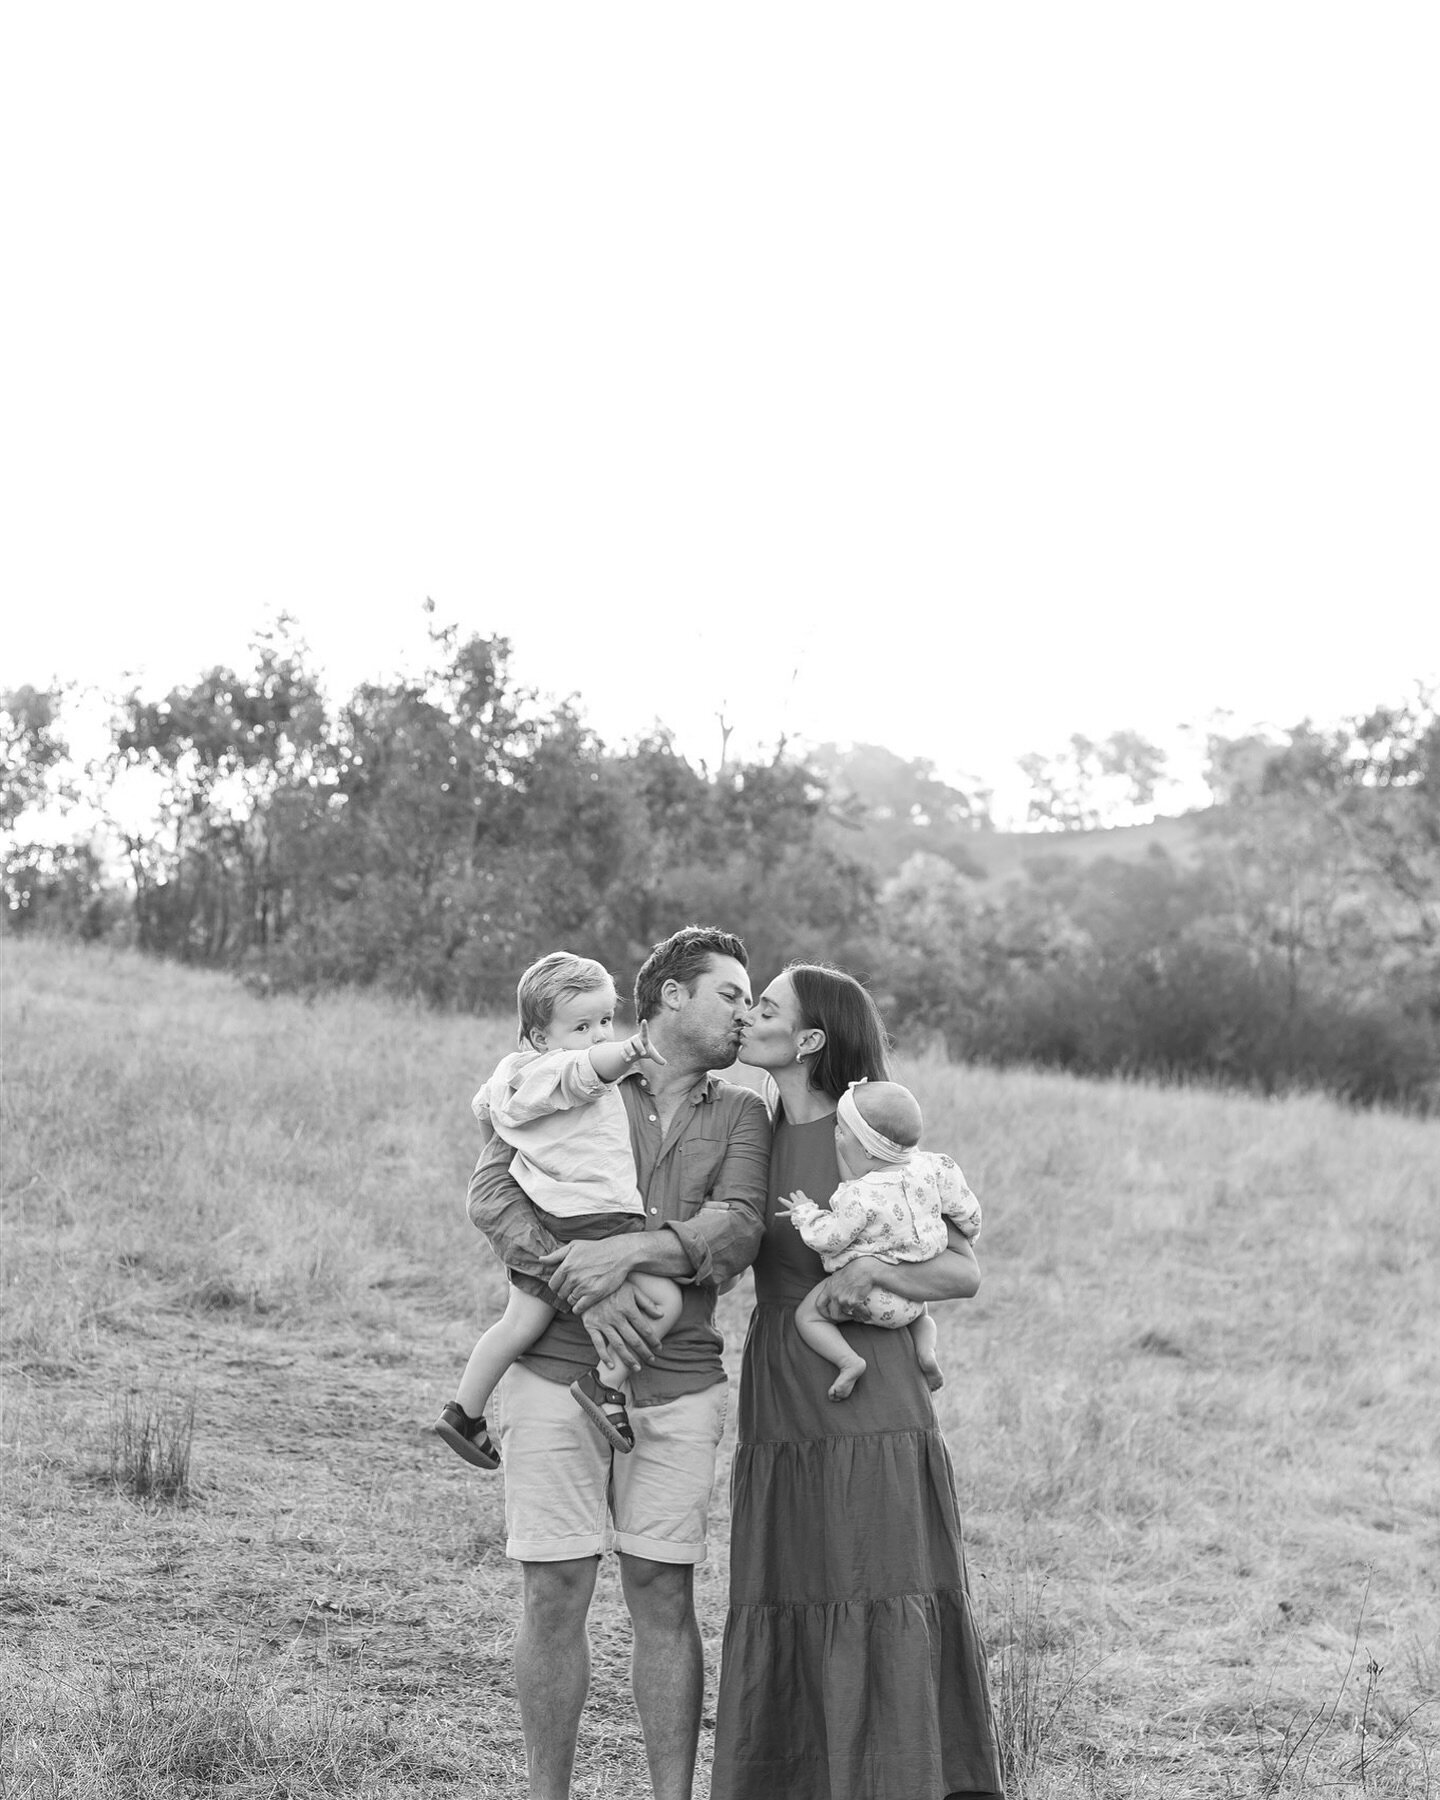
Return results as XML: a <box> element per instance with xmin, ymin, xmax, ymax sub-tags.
<box><xmin>958</xmin><ymin>809</ymin><xmax>1214</xmax><ymax>882</ymax></box>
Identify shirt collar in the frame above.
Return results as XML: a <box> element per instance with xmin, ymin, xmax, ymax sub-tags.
<box><xmin>622</xmin><ymin>1067</ymin><xmax>725</xmax><ymax>1105</ymax></box>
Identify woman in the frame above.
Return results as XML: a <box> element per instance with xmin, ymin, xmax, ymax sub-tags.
<box><xmin>710</xmin><ymin>964</ymin><xmax>1004</xmax><ymax>1800</ymax></box>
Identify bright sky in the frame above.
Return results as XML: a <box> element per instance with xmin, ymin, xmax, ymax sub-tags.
<box><xmin>4</xmin><ymin>5</ymin><xmax>1437</xmax><ymax>823</ymax></box>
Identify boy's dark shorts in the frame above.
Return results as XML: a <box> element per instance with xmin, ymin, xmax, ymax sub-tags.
<box><xmin>507</xmin><ymin>1206</ymin><xmax>646</xmax><ymax>1307</ymax></box>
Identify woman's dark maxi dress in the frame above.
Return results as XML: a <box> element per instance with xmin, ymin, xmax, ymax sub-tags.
<box><xmin>711</xmin><ymin>1114</ymin><xmax>1003</xmax><ymax>1800</ymax></box>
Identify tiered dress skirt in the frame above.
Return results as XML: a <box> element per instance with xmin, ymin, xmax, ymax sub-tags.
<box><xmin>710</xmin><ymin>1115</ymin><xmax>1003</xmax><ymax>1800</ymax></box>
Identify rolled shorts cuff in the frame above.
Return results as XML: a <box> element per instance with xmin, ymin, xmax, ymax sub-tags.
<box><xmin>504</xmin><ymin>1529</ymin><xmax>709</xmax><ymax>1566</ymax></box>
<box><xmin>506</xmin><ymin>1529</ymin><xmax>608</xmax><ymax>1564</ymax></box>
<box><xmin>610</xmin><ymin>1528</ymin><xmax>707</xmax><ymax>1565</ymax></box>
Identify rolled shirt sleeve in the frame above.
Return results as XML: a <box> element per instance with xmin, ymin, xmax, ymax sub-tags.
<box><xmin>466</xmin><ymin>1130</ymin><xmax>564</xmax><ymax>1289</ymax></box>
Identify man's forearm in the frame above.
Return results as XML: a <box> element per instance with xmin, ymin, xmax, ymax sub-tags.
<box><xmin>613</xmin><ymin>1225</ymin><xmax>702</xmax><ymax>1281</ymax></box>
<box><xmin>466</xmin><ymin>1140</ymin><xmax>562</xmax><ymax>1284</ymax></box>
<box><xmin>665</xmin><ymin>1200</ymin><xmax>765</xmax><ymax>1290</ymax></box>
<box><xmin>544</xmin><ymin>1223</ymin><xmax>700</xmax><ymax>1312</ymax></box>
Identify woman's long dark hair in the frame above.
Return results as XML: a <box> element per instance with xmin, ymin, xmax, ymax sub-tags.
<box><xmin>787</xmin><ymin>963</ymin><xmax>891</xmax><ymax>1100</ymax></box>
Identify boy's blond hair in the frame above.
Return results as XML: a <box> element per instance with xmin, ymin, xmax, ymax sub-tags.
<box><xmin>516</xmin><ymin>951</ymin><xmax>613</xmax><ymax>1047</ymax></box>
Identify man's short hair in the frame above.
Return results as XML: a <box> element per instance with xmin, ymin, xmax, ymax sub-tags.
<box><xmin>516</xmin><ymin>950</ymin><xmax>612</xmax><ymax>1047</ymax></box>
<box><xmin>633</xmin><ymin>925</ymin><xmax>748</xmax><ymax>1023</ymax></box>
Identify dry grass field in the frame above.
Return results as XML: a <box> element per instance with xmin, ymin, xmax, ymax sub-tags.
<box><xmin>2</xmin><ymin>937</ymin><xmax>1437</xmax><ymax>1798</ymax></box>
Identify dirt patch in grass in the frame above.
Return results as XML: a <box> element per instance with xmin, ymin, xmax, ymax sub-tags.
<box><xmin>2</xmin><ymin>1288</ymin><xmax>745</xmax><ymax>1797</ymax></box>
<box><xmin>3</xmin><ymin>1299</ymin><xmax>556</xmax><ymax>1796</ymax></box>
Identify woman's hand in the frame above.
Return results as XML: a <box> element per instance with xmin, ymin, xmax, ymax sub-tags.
<box><xmin>810</xmin><ymin>1257</ymin><xmax>884</xmax><ymax>1322</ymax></box>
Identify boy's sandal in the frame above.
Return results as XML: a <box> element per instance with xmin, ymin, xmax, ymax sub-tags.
<box><xmin>569</xmin><ymin>1369</ymin><xmax>635</xmax><ymax>1454</ymax></box>
<box><xmin>432</xmin><ymin>1401</ymin><xmax>500</xmax><ymax>1470</ymax></box>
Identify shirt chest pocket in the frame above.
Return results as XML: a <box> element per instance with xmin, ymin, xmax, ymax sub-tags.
<box><xmin>676</xmin><ymin>1137</ymin><xmax>727</xmax><ymax>1215</ymax></box>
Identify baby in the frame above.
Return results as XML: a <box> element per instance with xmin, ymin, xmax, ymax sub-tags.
<box><xmin>779</xmin><ymin>1080</ymin><xmax>981</xmax><ymax>1400</ymax></box>
<box><xmin>433</xmin><ymin>951</ymin><xmax>681</xmax><ymax>1468</ymax></box>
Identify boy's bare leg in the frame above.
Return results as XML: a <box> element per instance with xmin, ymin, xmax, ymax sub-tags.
<box><xmin>456</xmin><ymin>1287</ymin><xmax>557</xmax><ymax>1417</ymax></box>
<box><xmin>908</xmin><ymin>1306</ymin><xmax>944</xmax><ymax>1392</ymax></box>
<box><xmin>619</xmin><ymin>1555</ymin><xmax>702</xmax><ymax>1800</ymax></box>
<box><xmin>516</xmin><ymin>1557</ymin><xmax>598</xmax><ymax>1800</ymax></box>
<box><xmin>594</xmin><ymin>1275</ymin><xmax>684</xmax><ymax>1390</ymax></box>
<box><xmin>795</xmin><ymin>1288</ymin><xmax>867</xmax><ymax>1401</ymax></box>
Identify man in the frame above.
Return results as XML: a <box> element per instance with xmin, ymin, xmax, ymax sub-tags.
<box><xmin>467</xmin><ymin>925</ymin><xmax>769</xmax><ymax>1800</ymax></box>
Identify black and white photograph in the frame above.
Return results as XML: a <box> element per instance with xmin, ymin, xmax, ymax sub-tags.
<box><xmin>3</xmin><ymin>7</ymin><xmax>1437</xmax><ymax>1797</ymax></box>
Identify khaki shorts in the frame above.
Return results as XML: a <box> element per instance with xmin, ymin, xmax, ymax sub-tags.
<box><xmin>497</xmin><ymin>1363</ymin><xmax>728</xmax><ymax>1565</ymax></box>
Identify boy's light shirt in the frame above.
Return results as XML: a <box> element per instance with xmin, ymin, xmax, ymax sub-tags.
<box><xmin>474</xmin><ymin>1047</ymin><xmax>643</xmax><ymax>1220</ymax></box>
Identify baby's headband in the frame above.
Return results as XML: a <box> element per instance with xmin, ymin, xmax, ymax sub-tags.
<box><xmin>836</xmin><ymin>1080</ymin><xmax>912</xmax><ymax>1164</ymax></box>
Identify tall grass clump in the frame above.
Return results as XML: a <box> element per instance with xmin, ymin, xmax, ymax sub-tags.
<box><xmin>104</xmin><ymin>1387</ymin><xmax>196</xmax><ymax>1503</ymax></box>
<box><xmin>981</xmin><ymin>1572</ymin><xmax>1094</xmax><ymax>1789</ymax></box>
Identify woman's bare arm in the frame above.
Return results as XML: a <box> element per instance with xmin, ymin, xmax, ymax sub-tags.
<box><xmin>810</xmin><ymin>1222</ymin><xmax>980</xmax><ymax>1321</ymax></box>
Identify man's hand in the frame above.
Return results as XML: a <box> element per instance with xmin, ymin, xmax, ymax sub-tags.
<box><xmin>811</xmin><ymin>1257</ymin><xmax>883</xmax><ymax>1322</ymax></box>
<box><xmin>580</xmin><ymin>1283</ymin><xmax>668</xmax><ymax>1374</ymax></box>
<box><xmin>538</xmin><ymin>1234</ymin><xmax>644</xmax><ymax>1310</ymax></box>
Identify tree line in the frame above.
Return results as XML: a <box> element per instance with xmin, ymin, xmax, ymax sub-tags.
<box><xmin>4</xmin><ymin>618</ymin><xmax>1437</xmax><ymax>1111</ymax></box>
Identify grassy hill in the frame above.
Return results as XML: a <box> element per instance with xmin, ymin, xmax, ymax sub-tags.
<box><xmin>954</xmin><ymin>810</ymin><xmax>1213</xmax><ymax>882</ymax></box>
<box><xmin>825</xmin><ymin>802</ymin><xmax>1216</xmax><ymax>888</ymax></box>
<box><xmin>3</xmin><ymin>939</ymin><xmax>1437</xmax><ymax>1797</ymax></box>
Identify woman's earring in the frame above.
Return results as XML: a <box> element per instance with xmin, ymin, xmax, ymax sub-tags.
<box><xmin>794</xmin><ymin>1049</ymin><xmax>807</xmax><ymax>1063</ymax></box>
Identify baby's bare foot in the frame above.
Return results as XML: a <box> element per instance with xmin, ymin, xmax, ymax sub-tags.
<box><xmin>827</xmin><ymin>1358</ymin><xmax>867</xmax><ymax>1401</ymax></box>
<box><xmin>917</xmin><ymin>1354</ymin><xmax>945</xmax><ymax>1393</ymax></box>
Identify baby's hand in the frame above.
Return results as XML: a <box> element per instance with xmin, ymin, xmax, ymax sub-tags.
<box><xmin>622</xmin><ymin>1020</ymin><xmax>667</xmax><ymax>1067</ymax></box>
<box><xmin>776</xmin><ymin>1190</ymin><xmax>814</xmax><ymax>1225</ymax></box>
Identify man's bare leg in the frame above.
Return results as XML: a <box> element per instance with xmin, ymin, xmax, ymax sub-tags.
<box><xmin>516</xmin><ymin>1558</ymin><xmax>599</xmax><ymax>1800</ymax></box>
<box><xmin>618</xmin><ymin>1555</ymin><xmax>703</xmax><ymax>1800</ymax></box>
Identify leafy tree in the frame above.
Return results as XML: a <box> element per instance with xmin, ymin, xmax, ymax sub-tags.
<box><xmin>612</xmin><ymin>738</ymin><xmax>880</xmax><ymax>992</ymax></box>
<box><xmin>1</xmin><ymin>685</ymin><xmax>70</xmax><ymax>833</ymax></box>
<box><xmin>1199</xmin><ymin>691</ymin><xmax>1439</xmax><ymax>1061</ymax></box>
<box><xmin>108</xmin><ymin>622</ymin><xmax>328</xmax><ymax>957</ymax></box>
<box><xmin>810</xmin><ymin>742</ymin><xmax>991</xmax><ymax>876</ymax></box>
<box><xmin>1</xmin><ymin>685</ymin><xmax>113</xmax><ymax>934</ymax></box>
<box><xmin>1019</xmin><ymin>730</ymin><xmax>1170</xmax><ymax>830</ymax></box>
<box><xmin>878</xmin><ymin>811</ymin><xmax>1438</xmax><ymax>1108</ymax></box>
<box><xmin>2</xmin><ymin>840</ymin><xmax>113</xmax><ymax>938</ymax></box>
